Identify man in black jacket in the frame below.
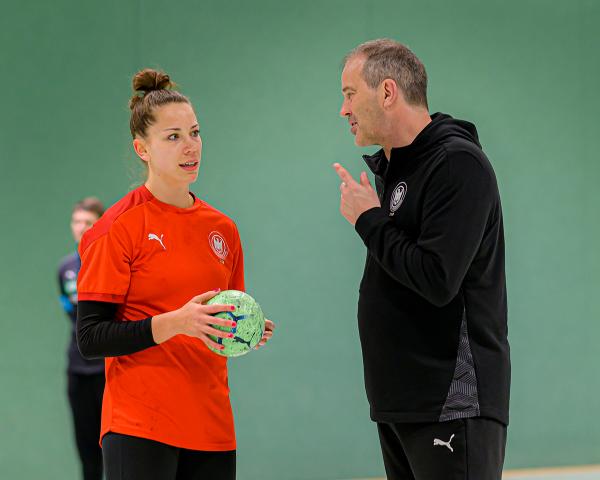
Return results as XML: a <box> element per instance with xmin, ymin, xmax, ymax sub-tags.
<box><xmin>334</xmin><ymin>39</ymin><xmax>510</xmax><ymax>479</ymax></box>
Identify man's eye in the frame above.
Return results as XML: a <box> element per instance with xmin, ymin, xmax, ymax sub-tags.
<box><xmin>191</xmin><ymin>130</ymin><xmax>200</xmax><ymax>137</ymax></box>
<box><xmin>168</xmin><ymin>133</ymin><xmax>179</xmax><ymax>140</ymax></box>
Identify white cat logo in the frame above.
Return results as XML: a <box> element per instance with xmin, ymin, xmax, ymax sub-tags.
<box><xmin>148</xmin><ymin>233</ymin><xmax>166</xmax><ymax>250</ymax></box>
<box><xmin>389</xmin><ymin>182</ymin><xmax>407</xmax><ymax>216</ymax></box>
<box><xmin>433</xmin><ymin>434</ymin><xmax>455</xmax><ymax>452</ymax></box>
<box><xmin>209</xmin><ymin>231</ymin><xmax>228</xmax><ymax>263</ymax></box>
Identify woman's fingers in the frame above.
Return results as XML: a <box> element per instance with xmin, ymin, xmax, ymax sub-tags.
<box><xmin>260</xmin><ymin>333</ymin><xmax>273</xmax><ymax>343</ymax></box>
<box><xmin>255</xmin><ymin>327</ymin><xmax>273</xmax><ymax>349</ymax></box>
<box><xmin>190</xmin><ymin>289</ymin><xmax>221</xmax><ymax>304</ymax></box>
<box><xmin>206</xmin><ymin>315</ymin><xmax>237</xmax><ymax>328</ymax></box>
<box><xmin>202</xmin><ymin>303</ymin><xmax>236</xmax><ymax>315</ymax></box>
<box><xmin>201</xmin><ymin>335</ymin><xmax>225</xmax><ymax>351</ymax></box>
<box><xmin>204</xmin><ymin>325</ymin><xmax>235</xmax><ymax>339</ymax></box>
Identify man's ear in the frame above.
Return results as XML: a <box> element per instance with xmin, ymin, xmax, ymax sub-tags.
<box><xmin>133</xmin><ymin>138</ymin><xmax>150</xmax><ymax>163</ymax></box>
<box><xmin>381</xmin><ymin>78</ymin><xmax>399</xmax><ymax>109</ymax></box>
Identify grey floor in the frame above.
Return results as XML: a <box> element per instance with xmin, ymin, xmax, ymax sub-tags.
<box><xmin>504</xmin><ymin>473</ymin><xmax>600</xmax><ymax>480</ymax></box>
<box><xmin>346</xmin><ymin>470</ymin><xmax>600</xmax><ymax>480</ymax></box>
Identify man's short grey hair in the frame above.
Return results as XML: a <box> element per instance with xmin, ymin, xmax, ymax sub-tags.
<box><xmin>344</xmin><ymin>39</ymin><xmax>428</xmax><ymax>108</ymax></box>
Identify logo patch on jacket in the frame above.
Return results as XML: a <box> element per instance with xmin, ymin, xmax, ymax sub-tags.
<box><xmin>389</xmin><ymin>182</ymin><xmax>407</xmax><ymax>216</ymax></box>
<box><xmin>209</xmin><ymin>231</ymin><xmax>229</xmax><ymax>263</ymax></box>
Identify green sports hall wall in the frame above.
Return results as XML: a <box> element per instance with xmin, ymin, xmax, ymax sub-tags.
<box><xmin>1</xmin><ymin>1</ymin><xmax>598</xmax><ymax>478</ymax></box>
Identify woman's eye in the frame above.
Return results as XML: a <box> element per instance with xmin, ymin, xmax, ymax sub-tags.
<box><xmin>168</xmin><ymin>133</ymin><xmax>179</xmax><ymax>140</ymax></box>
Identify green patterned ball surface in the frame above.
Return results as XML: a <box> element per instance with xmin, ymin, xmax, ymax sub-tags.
<box><xmin>206</xmin><ymin>290</ymin><xmax>265</xmax><ymax>357</ymax></box>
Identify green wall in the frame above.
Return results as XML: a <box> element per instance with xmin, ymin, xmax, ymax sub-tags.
<box><xmin>1</xmin><ymin>1</ymin><xmax>599</xmax><ymax>478</ymax></box>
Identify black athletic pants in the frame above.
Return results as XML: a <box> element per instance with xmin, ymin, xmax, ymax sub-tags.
<box><xmin>67</xmin><ymin>372</ymin><xmax>105</xmax><ymax>480</ymax></box>
<box><xmin>102</xmin><ymin>432</ymin><xmax>236</xmax><ymax>480</ymax></box>
<box><xmin>377</xmin><ymin>417</ymin><xmax>507</xmax><ymax>480</ymax></box>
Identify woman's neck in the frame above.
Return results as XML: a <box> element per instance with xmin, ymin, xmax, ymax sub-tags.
<box><xmin>145</xmin><ymin>178</ymin><xmax>193</xmax><ymax>208</ymax></box>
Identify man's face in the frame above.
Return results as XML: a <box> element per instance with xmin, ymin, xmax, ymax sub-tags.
<box><xmin>340</xmin><ymin>56</ymin><xmax>383</xmax><ymax>147</ymax></box>
<box><xmin>71</xmin><ymin>209</ymin><xmax>100</xmax><ymax>243</ymax></box>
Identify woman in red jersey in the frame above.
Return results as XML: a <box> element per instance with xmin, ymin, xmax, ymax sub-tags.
<box><xmin>76</xmin><ymin>69</ymin><xmax>274</xmax><ymax>480</ymax></box>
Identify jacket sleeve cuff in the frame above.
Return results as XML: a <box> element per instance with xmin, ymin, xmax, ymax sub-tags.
<box><xmin>355</xmin><ymin>207</ymin><xmax>389</xmax><ymax>243</ymax></box>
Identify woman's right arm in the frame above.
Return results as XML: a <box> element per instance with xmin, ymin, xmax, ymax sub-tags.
<box><xmin>77</xmin><ymin>301</ymin><xmax>155</xmax><ymax>358</ymax></box>
<box><xmin>77</xmin><ymin>290</ymin><xmax>236</xmax><ymax>359</ymax></box>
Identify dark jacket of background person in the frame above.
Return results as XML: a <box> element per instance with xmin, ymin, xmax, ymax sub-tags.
<box><xmin>58</xmin><ymin>252</ymin><xmax>105</xmax><ymax>374</ymax></box>
<box><xmin>58</xmin><ymin>249</ymin><xmax>105</xmax><ymax>480</ymax></box>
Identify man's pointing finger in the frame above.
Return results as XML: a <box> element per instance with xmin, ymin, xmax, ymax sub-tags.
<box><xmin>333</xmin><ymin>163</ymin><xmax>356</xmax><ymax>186</ymax></box>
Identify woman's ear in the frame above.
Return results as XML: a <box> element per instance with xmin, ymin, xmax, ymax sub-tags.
<box><xmin>133</xmin><ymin>138</ymin><xmax>150</xmax><ymax>163</ymax></box>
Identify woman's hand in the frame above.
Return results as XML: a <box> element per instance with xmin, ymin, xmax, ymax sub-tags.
<box><xmin>152</xmin><ymin>289</ymin><xmax>236</xmax><ymax>351</ymax></box>
<box><xmin>255</xmin><ymin>318</ymin><xmax>275</xmax><ymax>349</ymax></box>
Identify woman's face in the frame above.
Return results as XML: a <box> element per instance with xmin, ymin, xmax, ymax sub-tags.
<box><xmin>134</xmin><ymin>102</ymin><xmax>202</xmax><ymax>187</ymax></box>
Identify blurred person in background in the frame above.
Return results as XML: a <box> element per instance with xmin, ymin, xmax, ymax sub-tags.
<box><xmin>58</xmin><ymin>196</ymin><xmax>105</xmax><ymax>480</ymax></box>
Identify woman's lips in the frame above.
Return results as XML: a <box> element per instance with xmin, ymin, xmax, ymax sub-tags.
<box><xmin>179</xmin><ymin>161</ymin><xmax>199</xmax><ymax>171</ymax></box>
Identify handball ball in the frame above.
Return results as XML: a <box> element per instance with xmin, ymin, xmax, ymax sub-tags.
<box><xmin>206</xmin><ymin>290</ymin><xmax>265</xmax><ymax>357</ymax></box>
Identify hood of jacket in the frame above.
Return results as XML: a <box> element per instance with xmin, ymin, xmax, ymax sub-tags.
<box><xmin>363</xmin><ymin>112</ymin><xmax>481</xmax><ymax>178</ymax></box>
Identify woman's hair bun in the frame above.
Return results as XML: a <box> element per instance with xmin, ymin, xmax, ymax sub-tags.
<box><xmin>133</xmin><ymin>68</ymin><xmax>173</xmax><ymax>92</ymax></box>
<box><xmin>129</xmin><ymin>68</ymin><xmax>175</xmax><ymax>110</ymax></box>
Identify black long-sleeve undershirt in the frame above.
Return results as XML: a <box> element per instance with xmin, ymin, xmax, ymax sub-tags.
<box><xmin>76</xmin><ymin>301</ymin><xmax>157</xmax><ymax>359</ymax></box>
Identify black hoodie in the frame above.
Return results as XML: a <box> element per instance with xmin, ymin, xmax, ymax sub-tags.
<box><xmin>354</xmin><ymin>112</ymin><xmax>510</xmax><ymax>425</ymax></box>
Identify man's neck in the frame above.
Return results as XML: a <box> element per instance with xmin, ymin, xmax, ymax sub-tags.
<box><xmin>383</xmin><ymin>109</ymin><xmax>431</xmax><ymax>160</ymax></box>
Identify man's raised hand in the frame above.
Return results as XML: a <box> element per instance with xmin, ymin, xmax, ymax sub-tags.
<box><xmin>333</xmin><ymin>163</ymin><xmax>380</xmax><ymax>225</ymax></box>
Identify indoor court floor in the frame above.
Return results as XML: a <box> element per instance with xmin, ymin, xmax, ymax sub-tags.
<box><xmin>347</xmin><ymin>465</ymin><xmax>600</xmax><ymax>480</ymax></box>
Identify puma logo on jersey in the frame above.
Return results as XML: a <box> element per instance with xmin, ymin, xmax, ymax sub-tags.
<box><xmin>148</xmin><ymin>233</ymin><xmax>166</xmax><ymax>250</ymax></box>
<box><xmin>433</xmin><ymin>434</ymin><xmax>455</xmax><ymax>452</ymax></box>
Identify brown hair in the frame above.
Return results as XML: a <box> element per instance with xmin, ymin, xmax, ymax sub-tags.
<box><xmin>344</xmin><ymin>39</ymin><xmax>428</xmax><ymax>108</ymax></box>
<box><xmin>72</xmin><ymin>197</ymin><xmax>105</xmax><ymax>218</ymax></box>
<box><xmin>128</xmin><ymin>68</ymin><xmax>191</xmax><ymax>138</ymax></box>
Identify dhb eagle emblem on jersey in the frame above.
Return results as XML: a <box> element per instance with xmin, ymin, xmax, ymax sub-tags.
<box><xmin>389</xmin><ymin>182</ymin><xmax>407</xmax><ymax>216</ymax></box>
<box><xmin>209</xmin><ymin>231</ymin><xmax>229</xmax><ymax>263</ymax></box>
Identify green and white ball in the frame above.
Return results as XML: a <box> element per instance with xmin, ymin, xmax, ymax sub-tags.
<box><xmin>206</xmin><ymin>290</ymin><xmax>265</xmax><ymax>357</ymax></box>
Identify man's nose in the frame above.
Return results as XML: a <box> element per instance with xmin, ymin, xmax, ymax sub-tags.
<box><xmin>340</xmin><ymin>101</ymin><xmax>351</xmax><ymax>118</ymax></box>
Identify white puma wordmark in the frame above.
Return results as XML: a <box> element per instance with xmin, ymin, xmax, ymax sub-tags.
<box><xmin>433</xmin><ymin>434</ymin><xmax>455</xmax><ymax>452</ymax></box>
<box><xmin>148</xmin><ymin>233</ymin><xmax>166</xmax><ymax>250</ymax></box>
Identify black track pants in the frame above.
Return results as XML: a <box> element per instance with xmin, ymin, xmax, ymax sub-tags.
<box><xmin>377</xmin><ymin>417</ymin><xmax>507</xmax><ymax>480</ymax></box>
<box><xmin>67</xmin><ymin>372</ymin><xmax>105</xmax><ymax>480</ymax></box>
<box><xmin>102</xmin><ymin>432</ymin><xmax>236</xmax><ymax>480</ymax></box>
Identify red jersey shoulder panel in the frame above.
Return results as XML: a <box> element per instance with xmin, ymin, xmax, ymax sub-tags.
<box><xmin>79</xmin><ymin>185</ymin><xmax>153</xmax><ymax>256</ymax></box>
<box><xmin>77</xmin><ymin>186</ymin><xmax>154</xmax><ymax>303</ymax></box>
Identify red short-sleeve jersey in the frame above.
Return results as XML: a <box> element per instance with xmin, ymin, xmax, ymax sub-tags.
<box><xmin>77</xmin><ymin>185</ymin><xmax>244</xmax><ymax>450</ymax></box>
